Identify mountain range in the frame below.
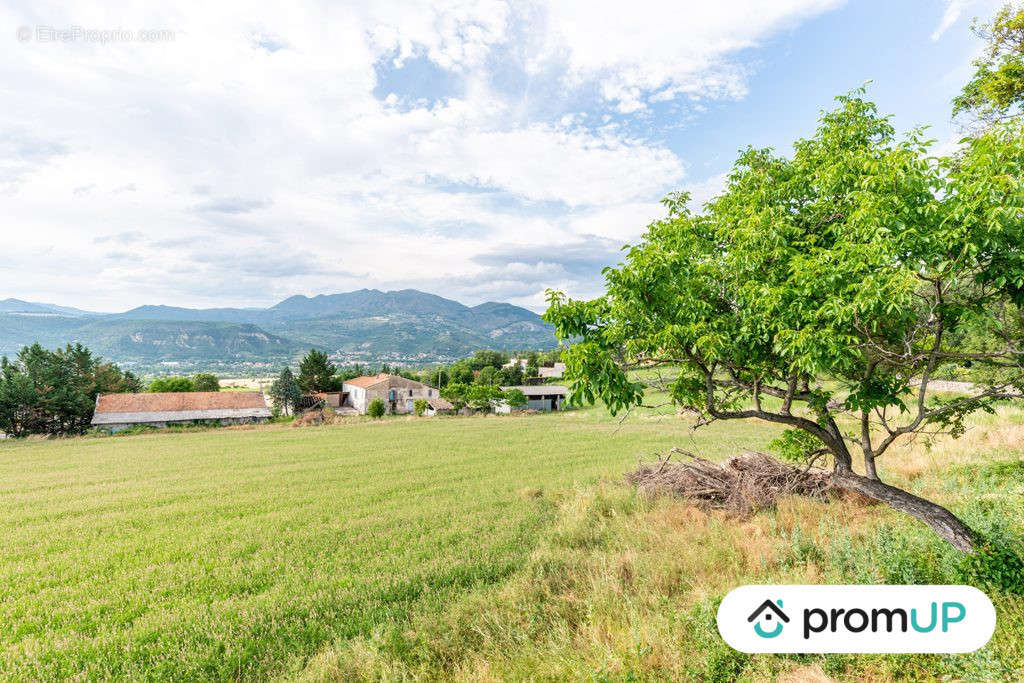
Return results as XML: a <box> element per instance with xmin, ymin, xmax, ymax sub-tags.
<box><xmin>0</xmin><ymin>291</ymin><xmax>557</xmax><ymax>373</ymax></box>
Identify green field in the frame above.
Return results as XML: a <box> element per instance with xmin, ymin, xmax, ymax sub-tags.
<box><xmin>3</xmin><ymin>404</ymin><xmax>1022</xmax><ymax>681</ymax></box>
<box><xmin>0</xmin><ymin>408</ymin><xmax>773</xmax><ymax>679</ymax></box>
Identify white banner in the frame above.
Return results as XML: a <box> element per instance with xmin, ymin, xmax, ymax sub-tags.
<box><xmin>717</xmin><ymin>585</ymin><xmax>996</xmax><ymax>653</ymax></box>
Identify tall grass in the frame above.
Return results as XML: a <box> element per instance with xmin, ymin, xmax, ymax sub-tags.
<box><xmin>304</xmin><ymin>411</ymin><xmax>1024</xmax><ymax>682</ymax></box>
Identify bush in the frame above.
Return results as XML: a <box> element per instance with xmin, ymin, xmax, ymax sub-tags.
<box><xmin>368</xmin><ymin>398</ymin><xmax>387</xmax><ymax>418</ymax></box>
<box><xmin>504</xmin><ymin>388</ymin><xmax>528</xmax><ymax>410</ymax></box>
<box><xmin>149</xmin><ymin>376</ymin><xmax>195</xmax><ymax>393</ymax></box>
<box><xmin>959</xmin><ymin>540</ymin><xmax>1024</xmax><ymax>594</ymax></box>
<box><xmin>413</xmin><ymin>399</ymin><xmax>428</xmax><ymax>416</ymax></box>
<box><xmin>192</xmin><ymin>373</ymin><xmax>220</xmax><ymax>392</ymax></box>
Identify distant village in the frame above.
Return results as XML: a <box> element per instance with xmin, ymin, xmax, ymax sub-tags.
<box><xmin>89</xmin><ymin>351</ymin><xmax>569</xmax><ymax>433</ymax></box>
<box><xmin>0</xmin><ymin>344</ymin><xmax>570</xmax><ymax>438</ymax></box>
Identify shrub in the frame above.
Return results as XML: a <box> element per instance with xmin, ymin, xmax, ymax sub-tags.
<box><xmin>148</xmin><ymin>376</ymin><xmax>195</xmax><ymax>393</ymax></box>
<box><xmin>504</xmin><ymin>388</ymin><xmax>528</xmax><ymax>410</ymax></box>
<box><xmin>192</xmin><ymin>373</ymin><xmax>220</xmax><ymax>392</ymax></box>
<box><xmin>413</xmin><ymin>399</ymin><xmax>428</xmax><ymax>416</ymax></box>
<box><xmin>368</xmin><ymin>398</ymin><xmax>387</xmax><ymax>418</ymax></box>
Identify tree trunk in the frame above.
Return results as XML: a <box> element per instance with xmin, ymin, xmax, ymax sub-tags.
<box><xmin>833</xmin><ymin>471</ymin><xmax>977</xmax><ymax>553</ymax></box>
<box><xmin>863</xmin><ymin>453</ymin><xmax>878</xmax><ymax>480</ymax></box>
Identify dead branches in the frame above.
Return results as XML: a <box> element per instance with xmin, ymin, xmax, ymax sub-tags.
<box><xmin>626</xmin><ymin>450</ymin><xmax>836</xmax><ymax>517</ymax></box>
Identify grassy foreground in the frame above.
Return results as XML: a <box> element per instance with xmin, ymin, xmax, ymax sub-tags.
<box><xmin>305</xmin><ymin>408</ymin><xmax>1024</xmax><ymax>681</ymax></box>
<box><xmin>0</xmin><ymin>408</ymin><xmax>770</xmax><ymax>679</ymax></box>
<box><xmin>1</xmin><ymin>404</ymin><xmax>1021</xmax><ymax>680</ymax></box>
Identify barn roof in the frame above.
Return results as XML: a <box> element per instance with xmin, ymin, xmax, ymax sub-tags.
<box><xmin>91</xmin><ymin>391</ymin><xmax>270</xmax><ymax>425</ymax></box>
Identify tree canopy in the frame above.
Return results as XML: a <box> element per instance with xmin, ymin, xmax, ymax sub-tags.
<box><xmin>149</xmin><ymin>376</ymin><xmax>195</xmax><ymax>393</ymax></box>
<box><xmin>297</xmin><ymin>349</ymin><xmax>338</xmax><ymax>392</ymax></box>
<box><xmin>269</xmin><ymin>367</ymin><xmax>302</xmax><ymax>416</ymax></box>
<box><xmin>0</xmin><ymin>343</ymin><xmax>141</xmax><ymax>437</ymax></box>
<box><xmin>545</xmin><ymin>89</ymin><xmax>1024</xmax><ymax>552</ymax></box>
<box><xmin>192</xmin><ymin>373</ymin><xmax>221</xmax><ymax>392</ymax></box>
<box><xmin>954</xmin><ymin>3</ymin><xmax>1024</xmax><ymax>125</ymax></box>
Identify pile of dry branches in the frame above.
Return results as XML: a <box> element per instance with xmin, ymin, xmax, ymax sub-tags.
<box><xmin>626</xmin><ymin>448</ymin><xmax>836</xmax><ymax>516</ymax></box>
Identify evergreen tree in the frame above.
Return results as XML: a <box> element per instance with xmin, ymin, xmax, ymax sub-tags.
<box><xmin>0</xmin><ymin>343</ymin><xmax>138</xmax><ymax>437</ymax></box>
<box><xmin>297</xmin><ymin>349</ymin><xmax>337</xmax><ymax>392</ymax></box>
<box><xmin>269</xmin><ymin>367</ymin><xmax>302</xmax><ymax>416</ymax></box>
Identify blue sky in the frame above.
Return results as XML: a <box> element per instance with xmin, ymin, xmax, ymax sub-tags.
<box><xmin>0</xmin><ymin>0</ymin><xmax>999</xmax><ymax>312</ymax></box>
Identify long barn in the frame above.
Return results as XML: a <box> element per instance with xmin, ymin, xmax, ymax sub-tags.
<box><xmin>91</xmin><ymin>392</ymin><xmax>271</xmax><ymax>432</ymax></box>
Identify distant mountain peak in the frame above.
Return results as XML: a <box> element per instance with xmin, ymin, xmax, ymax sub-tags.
<box><xmin>1</xmin><ymin>288</ymin><xmax>556</xmax><ymax>368</ymax></box>
<box><xmin>0</xmin><ymin>298</ymin><xmax>97</xmax><ymax>316</ymax></box>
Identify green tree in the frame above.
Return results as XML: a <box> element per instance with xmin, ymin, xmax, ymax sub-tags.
<box><xmin>367</xmin><ymin>398</ymin><xmax>387</xmax><ymax>418</ymax></box>
<box><xmin>470</xmin><ymin>350</ymin><xmax>508</xmax><ymax>370</ymax></box>
<box><xmin>466</xmin><ymin>384</ymin><xmax>504</xmax><ymax>412</ymax></box>
<box><xmin>93</xmin><ymin>363</ymin><xmax>142</xmax><ymax>394</ymax></box>
<box><xmin>477</xmin><ymin>365</ymin><xmax>498</xmax><ymax>385</ymax></box>
<box><xmin>0</xmin><ymin>343</ymin><xmax>138</xmax><ymax>437</ymax></box>
<box><xmin>148</xmin><ymin>376</ymin><xmax>195</xmax><ymax>393</ymax></box>
<box><xmin>503</xmin><ymin>388</ymin><xmax>528</xmax><ymax>410</ymax></box>
<box><xmin>192</xmin><ymin>373</ymin><xmax>220</xmax><ymax>392</ymax></box>
<box><xmin>525</xmin><ymin>359</ymin><xmax>539</xmax><ymax>379</ymax></box>
<box><xmin>544</xmin><ymin>90</ymin><xmax>1024</xmax><ymax>553</ymax></box>
<box><xmin>298</xmin><ymin>349</ymin><xmax>337</xmax><ymax>392</ymax></box>
<box><xmin>269</xmin><ymin>367</ymin><xmax>302</xmax><ymax>416</ymax></box>
<box><xmin>440</xmin><ymin>382</ymin><xmax>471</xmax><ymax>411</ymax></box>
<box><xmin>954</xmin><ymin>3</ymin><xmax>1024</xmax><ymax>125</ymax></box>
<box><xmin>449</xmin><ymin>361</ymin><xmax>475</xmax><ymax>385</ymax></box>
<box><xmin>496</xmin><ymin>364</ymin><xmax>524</xmax><ymax>386</ymax></box>
<box><xmin>428</xmin><ymin>367</ymin><xmax>449</xmax><ymax>388</ymax></box>
<box><xmin>413</xmin><ymin>398</ymin><xmax>429</xmax><ymax>416</ymax></box>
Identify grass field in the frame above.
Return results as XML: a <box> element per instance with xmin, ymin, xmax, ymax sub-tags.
<box><xmin>1</xmin><ymin>401</ymin><xmax>1022</xmax><ymax>680</ymax></box>
<box><xmin>0</xmin><ymin>406</ymin><xmax>773</xmax><ymax>679</ymax></box>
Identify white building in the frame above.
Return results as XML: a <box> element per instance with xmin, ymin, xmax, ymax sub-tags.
<box><xmin>341</xmin><ymin>374</ymin><xmax>441</xmax><ymax>414</ymax></box>
<box><xmin>537</xmin><ymin>362</ymin><xmax>566</xmax><ymax>379</ymax></box>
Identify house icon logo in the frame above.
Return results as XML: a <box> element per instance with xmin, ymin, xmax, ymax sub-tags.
<box><xmin>748</xmin><ymin>599</ymin><xmax>789</xmax><ymax>638</ymax></box>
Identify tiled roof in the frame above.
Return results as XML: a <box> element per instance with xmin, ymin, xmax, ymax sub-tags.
<box><xmin>91</xmin><ymin>391</ymin><xmax>271</xmax><ymax>426</ymax></box>
<box><xmin>95</xmin><ymin>391</ymin><xmax>267</xmax><ymax>413</ymax></box>
<box><xmin>343</xmin><ymin>374</ymin><xmax>392</xmax><ymax>389</ymax></box>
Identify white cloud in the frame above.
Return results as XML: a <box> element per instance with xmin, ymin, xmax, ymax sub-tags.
<box><xmin>932</xmin><ymin>0</ymin><xmax>970</xmax><ymax>41</ymax></box>
<box><xmin>534</xmin><ymin>0</ymin><xmax>842</xmax><ymax>111</ymax></box>
<box><xmin>0</xmin><ymin>0</ymin><xmax>843</xmax><ymax>311</ymax></box>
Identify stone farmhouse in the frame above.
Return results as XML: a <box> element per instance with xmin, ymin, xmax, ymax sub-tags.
<box><xmin>341</xmin><ymin>374</ymin><xmax>443</xmax><ymax>414</ymax></box>
<box><xmin>91</xmin><ymin>391</ymin><xmax>271</xmax><ymax>432</ymax></box>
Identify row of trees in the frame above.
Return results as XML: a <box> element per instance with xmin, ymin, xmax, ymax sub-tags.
<box><xmin>0</xmin><ymin>343</ymin><xmax>141</xmax><ymax>437</ymax></box>
<box><xmin>439</xmin><ymin>384</ymin><xmax>527</xmax><ymax>413</ymax></box>
<box><xmin>267</xmin><ymin>347</ymin><xmax>563</xmax><ymax>415</ymax></box>
<box><xmin>147</xmin><ymin>373</ymin><xmax>220</xmax><ymax>392</ymax></box>
<box><xmin>266</xmin><ymin>347</ymin><xmax>546</xmax><ymax>416</ymax></box>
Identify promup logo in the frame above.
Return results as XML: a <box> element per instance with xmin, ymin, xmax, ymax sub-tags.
<box><xmin>718</xmin><ymin>585</ymin><xmax>996</xmax><ymax>653</ymax></box>
<box><xmin>748</xmin><ymin>599</ymin><xmax>789</xmax><ymax>638</ymax></box>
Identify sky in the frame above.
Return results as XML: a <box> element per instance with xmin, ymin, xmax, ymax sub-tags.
<box><xmin>0</xmin><ymin>0</ymin><xmax>1002</xmax><ymax>313</ymax></box>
